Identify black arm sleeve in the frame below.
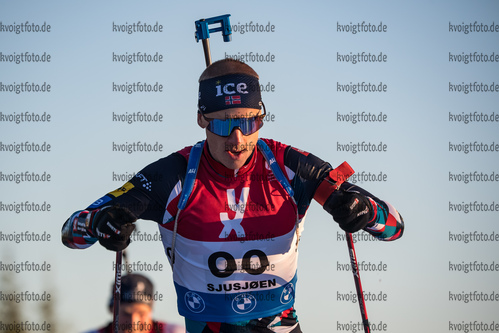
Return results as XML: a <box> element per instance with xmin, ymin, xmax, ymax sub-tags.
<box><xmin>283</xmin><ymin>146</ymin><xmax>332</xmax><ymax>215</ymax></box>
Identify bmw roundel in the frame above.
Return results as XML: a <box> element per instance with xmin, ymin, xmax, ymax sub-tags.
<box><xmin>232</xmin><ymin>293</ymin><xmax>257</xmax><ymax>314</ymax></box>
<box><xmin>185</xmin><ymin>291</ymin><xmax>205</xmax><ymax>313</ymax></box>
<box><xmin>280</xmin><ymin>283</ymin><xmax>294</xmax><ymax>304</ymax></box>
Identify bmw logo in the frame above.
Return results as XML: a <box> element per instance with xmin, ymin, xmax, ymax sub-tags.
<box><xmin>185</xmin><ymin>291</ymin><xmax>205</xmax><ymax>313</ymax></box>
<box><xmin>231</xmin><ymin>293</ymin><xmax>257</xmax><ymax>314</ymax></box>
<box><xmin>280</xmin><ymin>283</ymin><xmax>294</xmax><ymax>304</ymax></box>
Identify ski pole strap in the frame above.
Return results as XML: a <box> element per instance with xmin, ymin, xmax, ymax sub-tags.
<box><xmin>313</xmin><ymin>161</ymin><xmax>355</xmax><ymax>206</ymax></box>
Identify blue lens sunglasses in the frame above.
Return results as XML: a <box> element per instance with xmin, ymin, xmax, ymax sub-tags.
<box><xmin>200</xmin><ymin>102</ymin><xmax>266</xmax><ymax>137</ymax></box>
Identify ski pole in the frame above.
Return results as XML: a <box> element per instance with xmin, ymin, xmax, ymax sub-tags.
<box><xmin>346</xmin><ymin>232</ymin><xmax>370</xmax><ymax>333</ymax></box>
<box><xmin>195</xmin><ymin>14</ymin><xmax>232</xmax><ymax>66</ymax></box>
<box><xmin>112</xmin><ymin>250</ymin><xmax>123</xmax><ymax>333</ymax></box>
<box><xmin>324</xmin><ymin>162</ymin><xmax>370</xmax><ymax>332</ymax></box>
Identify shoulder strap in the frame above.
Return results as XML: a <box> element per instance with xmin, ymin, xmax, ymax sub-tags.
<box><xmin>257</xmin><ymin>139</ymin><xmax>300</xmax><ymax>246</ymax></box>
<box><xmin>256</xmin><ymin>139</ymin><xmax>294</xmax><ymax>197</ymax></box>
<box><xmin>177</xmin><ymin>140</ymin><xmax>204</xmax><ymax>210</ymax></box>
<box><xmin>170</xmin><ymin>140</ymin><xmax>204</xmax><ymax>266</ymax></box>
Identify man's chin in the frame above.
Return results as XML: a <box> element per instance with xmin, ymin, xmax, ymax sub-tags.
<box><xmin>221</xmin><ymin>155</ymin><xmax>248</xmax><ymax>170</ymax></box>
<box><xmin>222</xmin><ymin>160</ymin><xmax>246</xmax><ymax>170</ymax></box>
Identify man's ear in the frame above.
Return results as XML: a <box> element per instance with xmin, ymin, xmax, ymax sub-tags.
<box><xmin>197</xmin><ymin>111</ymin><xmax>208</xmax><ymax>129</ymax></box>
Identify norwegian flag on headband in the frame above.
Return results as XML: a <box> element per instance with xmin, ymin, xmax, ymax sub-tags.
<box><xmin>225</xmin><ymin>95</ymin><xmax>241</xmax><ymax>105</ymax></box>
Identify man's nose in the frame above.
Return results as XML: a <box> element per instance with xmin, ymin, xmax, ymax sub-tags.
<box><xmin>226</xmin><ymin>127</ymin><xmax>245</xmax><ymax>146</ymax></box>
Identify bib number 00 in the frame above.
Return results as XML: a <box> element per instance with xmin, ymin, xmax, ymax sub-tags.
<box><xmin>208</xmin><ymin>250</ymin><xmax>269</xmax><ymax>278</ymax></box>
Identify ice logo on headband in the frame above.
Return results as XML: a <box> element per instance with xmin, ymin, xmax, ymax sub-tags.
<box><xmin>215</xmin><ymin>81</ymin><xmax>249</xmax><ymax>105</ymax></box>
<box><xmin>215</xmin><ymin>82</ymin><xmax>249</xmax><ymax>97</ymax></box>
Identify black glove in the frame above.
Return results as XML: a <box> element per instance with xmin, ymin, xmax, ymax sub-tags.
<box><xmin>92</xmin><ymin>206</ymin><xmax>137</xmax><ymax>251</ymax></box>
<box><xmin>324</xmin><ymin>191</ymin><xmax>373</xmax><ymax>233</ymax></box>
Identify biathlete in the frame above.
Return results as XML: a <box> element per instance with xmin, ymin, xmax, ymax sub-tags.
<box><xmin>62</xmin><ymin>58</ymin><xmax>404</xmax><ymax>333</ymax></box>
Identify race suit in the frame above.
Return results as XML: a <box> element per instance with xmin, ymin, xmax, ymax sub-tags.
<box><xmin>62</xmin><ymin>139</ymin><xmax>404</xmax><ymax>333</ymax></box>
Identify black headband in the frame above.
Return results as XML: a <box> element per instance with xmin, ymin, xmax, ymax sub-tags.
<box><xmin>198</xmin><ymin>73</ymin><xmax>262</xmax><ymax>114</ymax></box>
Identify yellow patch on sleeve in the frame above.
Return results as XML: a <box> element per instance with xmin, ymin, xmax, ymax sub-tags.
<box><xmin>108</xmin><ymin>182</ymin><xmax>135</xmax><ymax>198</ymax></box>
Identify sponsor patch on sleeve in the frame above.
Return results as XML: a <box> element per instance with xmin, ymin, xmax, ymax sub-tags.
<box><xmin>108</xmin><ymin>182</ymin><xmax>135</xmax><ymax>198</ymax></box>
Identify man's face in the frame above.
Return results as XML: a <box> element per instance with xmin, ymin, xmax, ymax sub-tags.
<box><xmin>198</xmin><ymin>107</ymin><xmax>261</xmax><ymax>170</ymax></box>
<box><xmin>118</xmin><ymin>302</ymin><xmax>153</xmax><ymax>332</ymax></box>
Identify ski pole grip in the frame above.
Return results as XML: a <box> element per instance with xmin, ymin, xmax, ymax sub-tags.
<box><xmin>329</xmin><ymin>161</ymin><xmax>354</xmax><ymax>185</ymax></box>
<box><xmin>314</xmin><ymin>161</ymin><xmax>355</xmax><ymax>206</ymax></box>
